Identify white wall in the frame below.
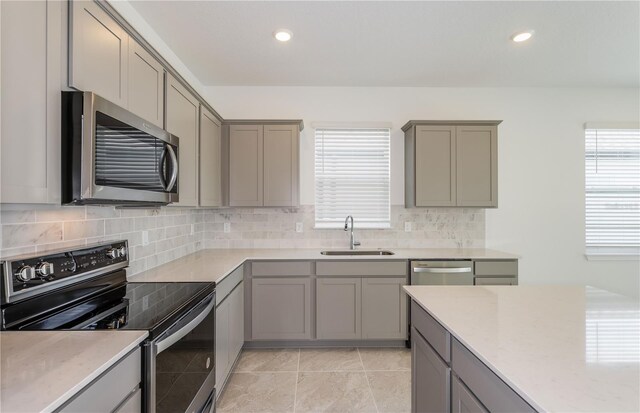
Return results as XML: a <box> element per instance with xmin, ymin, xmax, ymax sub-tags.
<box><xmin>204</xmin><ymin>86</ymin><xmax>640</xmax><ymax>297</ymax></box>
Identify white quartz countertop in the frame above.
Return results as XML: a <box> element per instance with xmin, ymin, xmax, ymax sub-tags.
<box><xmin>0</xmin><ymin>330</ymin><xmax>148</xmax><ymax>413</ymax></box>
<box><xmin>404</xmin><ymin>285</ymin><xmax>640</xmax><ymax>413</ymax></box>
<box><xmin>128</xmin><ymin>247</ymin><xmax>517</xmax><ymax>284</ymax></box>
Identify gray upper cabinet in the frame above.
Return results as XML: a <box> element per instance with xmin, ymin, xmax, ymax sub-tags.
<box><xmin>166</xmin><ymin>73</ymin><xmax>199</xmax><ymax>207</ymax></box>
<box><xmin>1</xmin><ymin>0</ymin><xmax>63</xmax><ymax>204</ymax></box>
<box><xmin>69</xmin><ymin>0</ymin><xmax>128</xmax><ymax>107</ymax></box>
<box><xmin>316</xmin><ymin>278</ymin><xmax>362</xmax><ymax>340</ymax></box>
<box><xmin>263</xmin><ymin>124</ymin><xmax>299</xmax><ymax>206</ymax></box>
<box><xmin>200</xmin><ymin>107</ymin><xmax>223</xmax><ymax>207</ymax></box>
<box><xmin>404</xmin><ymin>121</ymin><xmax>500</xmax><ymax>208</ymax></box>
<box><xmin>229</xmin><ymin>124</ymin><xmax>264</xmax><ymax>206</ymax></box>
<box><xmin>456</xmin><ymin>126</ymin><xmax>497</xmax><ymax>207</ymax></box>
<box><xmin>227</xmin><ymin>121</ymin><xmax>302</xmax><ymax>207</ymax></box>
<box><xmin>127</xmin><ymin>38</ymin><xmax>164</xmax><ymax>128</ymax></box>
<box><xmin>362</xmin><ymin>277</ymin><xmax>407</xmax><ymax>339</ymax></box>
<box><xmin>414</xmin><ymin>126</ymin><xmax>457</xmax><ymax>206</ymax></box>
<box><xmin>251</xmin><ymin>277</ymin><xmax>311</xmax><ymax>340</ymax></box>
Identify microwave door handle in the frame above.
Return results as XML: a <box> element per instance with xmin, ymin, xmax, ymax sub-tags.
<box><xmin>155</xmin><ymin>293</ymin><xmax>214</xmax><ymax>354</ymax></box>
<box><xmin>158</xmin><ymin>147</ymin><xmax>168</xmax><ymax>190</ymax></box>
<box><xmin>166</xmin><ymin>145</ymin><xmax>178</xmax><ymax>192</ymax></box>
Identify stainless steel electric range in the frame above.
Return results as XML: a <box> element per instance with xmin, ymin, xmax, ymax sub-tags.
<box><xmin>0</xmin><ymin>241</ymin><xmax>215</xmax><ymax>413</ymax></box>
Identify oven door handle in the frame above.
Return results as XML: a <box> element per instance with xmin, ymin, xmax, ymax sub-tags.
<box><xmin>156</xmin><ymin>292</ymin><xmax>215</xmax><ymax>354</ymax></box>
<box><xmin>413</xmin><ymin>267</ymin><xmax>471</xmax><ymax>273</ymax></box>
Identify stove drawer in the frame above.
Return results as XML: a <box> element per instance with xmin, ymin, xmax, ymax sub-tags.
<box><xmin>58</xmin><ymin>347</ymin><xmax>141</xmax><ymax>412</ymax></box>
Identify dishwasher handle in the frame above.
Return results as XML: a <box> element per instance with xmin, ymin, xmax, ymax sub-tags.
<box><xmin>413</xmin><ymin>267</ymin><xmax>472</xmax><ymax>273</ymax></box>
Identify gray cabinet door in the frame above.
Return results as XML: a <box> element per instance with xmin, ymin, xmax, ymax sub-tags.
<box><xmin>229</xmin><ymin>282</ymin><xmax>245</xmax><ymax>363</ymax></box>
<box><xmin>251</xmin><ymin>278</ymin><xmax>311</xmax><ymax>340</ymax></box>
<box><xmin>362</xmin><ymin>278</ymin><xmax>408</xmax><ymax>339</ymax></box>
<box><xmin>263</xmin><ymin>125</ymin><xmax>299</xmax><ymax>207</ymax></box>
<box><xmin>456</xmin><ymin>126</ymin><xmax>497</xmax><ymax>207</ymax></box>
<box><xmin>452</xmin><ymin>374</ymin><xmax>488</xmax><ymax>413</ymax></box>
<box><xmin>200</xmin><ymin>107</ymin><xmax>222</xmax><ymax>207</ymax></box>
<box><xmin>415</xmin><ymin>126</ymin><xmax>456</xmax><ymax>206</ymax></box>
<box><xmin>69</xmin><ymin>0</ymin><xmax>128</xmax><ymax>107</ymax></box>
<box><xmin>166</xmin><ymin>73</ymin><xmax>199</xmax><ymax>207</ymax></box>
<box><xmin>215</xmin><ymin>297</ymin><xmax>230</xmax><ymax>390</ymax></box>
<box><xmin>412</xmin><ymin>327</ymin><xmax>450</xmax><ymax>413</ymax></box>
<box><xmin>229</xmin><ymin>125</ymin><xmax>264</xmax><ymax>206</ymax></box>
<box><xmin>316</xmin><ymin>278</ymin><xmax>362</xmax><ymax>340</ymax></box>
<box><xmin>127</xmin><ymin>38</ymin><xmax>164</xmax><ymax>128</ymax></box>
<box><xmin>1</xmin><ymin>0</ymin><xmax>62</xmax><ymax>204</ymax></box>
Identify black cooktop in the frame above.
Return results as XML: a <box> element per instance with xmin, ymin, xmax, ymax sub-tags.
<box><xmin>7</xmin><ymin>279</ymin><xmax>214</xmax><ymax>338</ymax></box>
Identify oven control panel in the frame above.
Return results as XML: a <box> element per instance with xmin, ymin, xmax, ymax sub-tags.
<box><xmin>1</xmin><ymin>241</ymin><xmax>128</xmax><ymax>302</ymax></box>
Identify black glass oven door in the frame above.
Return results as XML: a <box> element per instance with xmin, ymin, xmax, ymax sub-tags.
<box><xmin>150</xmin><ymin>292</ymin><xmax>215</xmax><ymax>413</ymax></box>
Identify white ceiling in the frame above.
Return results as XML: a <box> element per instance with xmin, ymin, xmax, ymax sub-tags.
<box><xmin>129</xmin><ymin>1</ymin><xmax>639</xmax><ymax>87</ymax></box>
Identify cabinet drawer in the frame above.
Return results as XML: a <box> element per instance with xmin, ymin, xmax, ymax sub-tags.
<box><xmin>474</xmin><ymin>261</ymin><xmax>517</xmax><ymax>276</ymax></box>
<box><xmin>411</xmin><ymin>300</ymin><xmax>450</xmax><ymax>362</ymax></box>
<box><xmin>451</xmin><ymin>339</ymin><xmax>535</xmax><ymax>413</ymax></box>
<box><xmin>251</xmin><ymin>261</ymin><xmax>313</xmax><ymax>277</ymax></box>
<box><xmin>217</xmin><ymin>265</ymin><xmax>243</xmax><ymax>304</ymax></box>
<box><xmin>316</xmin><ymin>261</ymin><xmax>406</xmax><ymax>276</ymax></box>
<box><xmin>59</xmin><ymin>348</ymin><xmax>141</xmax><ymax>413</ymax></box>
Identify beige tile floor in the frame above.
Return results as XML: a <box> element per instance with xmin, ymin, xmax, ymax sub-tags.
<box><xmin>217</xmin><ymin>348</ymin><xmax>411</xmax><ymax>413</ymax></box>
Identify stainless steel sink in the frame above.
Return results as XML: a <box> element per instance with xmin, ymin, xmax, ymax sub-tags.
<box><xmin>320</xmin><ymin>250</ymin><xmax>395</xmax><ymax>256</ymax></box>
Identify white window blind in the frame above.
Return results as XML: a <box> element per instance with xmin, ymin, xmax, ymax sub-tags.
<box><xmin>315</xmin><ymin>127</ymin><xmax>390</xmax><ymax>228</ymax></box>
<box><xmin>585</xmin><ymin>127</ymin><xmax>640</xmax><ymax>255</ymax></box>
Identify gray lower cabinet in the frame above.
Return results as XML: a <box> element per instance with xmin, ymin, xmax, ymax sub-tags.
<box><xmin>412</xmin><ymin>327</ymin><xmax>451</xmax><ymax>413</ymax></box>
<box><xmin>317</xmin><ymin>278</ymin><xmax>362</xmax><ymax>340</ymax></box>
<box><xmin>362</xmin><ymin>277</ymin><xmax>408</xmax><ymax>339</ymax></box>
<box><xmin>216</xmin><ymin>267</ymin><xmax>244</xmax><ymax>397</ymax></box>
<box><xmin>1</xmin><ymin>0</ymin><xmax>63</xmax><ymax>204</ymax></box>
<box><xmin>473</xmin><ymin>260</ymin><xmax>518</xmax><ymax>286</ymax></box>
<box><xmin>411</xmin><ymin>299</ymin><xmax>536</xmax><ymax>413</ymax></box>
<box><xmin>404</xmin><ymin>121</ymin><xmax>500</xmax><ymax>208</ymax></box>
<box><xmin>58</xmin><ymin>347</ymin><xmax>141</xmax><ymax>412</ymax></box>
<box><xmin>251</xmin><ymin>277</ymin><xmax>312</xmax><ymax>340</ymax></box>
<box><xmin>452</xmin><ymin>375</ymin><xmax>488</xmax><ymax>413</ymax></box>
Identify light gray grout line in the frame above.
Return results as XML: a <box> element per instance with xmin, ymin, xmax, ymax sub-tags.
<box><xmin>358</xmin><ymin>348</ymin><xmax>380</xmax><ymax>413</ymax></box>
<box><xmin>293</xmin><ymin>348</ymin><xmax>301</xmax><ymax>413</ymax></box>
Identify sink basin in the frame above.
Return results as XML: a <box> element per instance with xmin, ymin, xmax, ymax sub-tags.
<box><xmin>320</xmin><ymin>250</ymin><xmax>395</xmax><ymax>256</ymax></box>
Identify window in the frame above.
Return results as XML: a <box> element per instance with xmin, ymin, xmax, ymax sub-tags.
<box><xmin>585</xmin><ymin>124</ymin><xmax>640</xmax><ymax>256</ymax></box>
<box><xmin>315</xmin><ymin>127</ymin><xmax>390</xmax><ymax>228</ymax></box>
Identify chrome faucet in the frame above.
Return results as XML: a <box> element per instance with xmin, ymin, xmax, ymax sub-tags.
<box><xmin>344</xmin><ymin>215</ymin><xmax>361</xmax><ymax>250</ymax></box>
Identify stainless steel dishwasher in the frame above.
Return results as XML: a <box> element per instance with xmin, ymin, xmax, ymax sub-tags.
<box><xmin>410</xmin><ymin>260</ymin><xmax>474</xmax><ymax>285</ymax></box>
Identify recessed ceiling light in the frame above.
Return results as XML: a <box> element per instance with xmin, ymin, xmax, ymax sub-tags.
<box><xmin>511</xmin><ymin>31</ymin><xmax>533</xmax><ymax>43</ymax></box>
<box><xmin>274</xmin><ymin>30</ymin><xmax>292</xmax><ymax>42</ymax></box>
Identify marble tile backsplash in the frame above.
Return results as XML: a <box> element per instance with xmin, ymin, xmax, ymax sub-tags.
<box><xmin>0</xmin><ymin>205</ymin><xmax>205</xmax><ymax>276</ymax></box>
<box><xmin>0</xmin><ymin>204</ymin><xmax>484</xmax><ymax>275</ymax></box>
<box><xmin>203</xmin><ymin>205</ymin><xmax>485</xmax><ymax>250</ymax></box>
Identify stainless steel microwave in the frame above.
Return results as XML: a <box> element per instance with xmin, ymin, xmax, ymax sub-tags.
<box><xmin>62</xmin><ymin>91</ymin><xmax>179</xmax><ymax>206</ymax></box>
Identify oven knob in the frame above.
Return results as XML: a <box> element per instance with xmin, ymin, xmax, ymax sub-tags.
<box><xmin>16</xmin><ymin>266</ymin><xmax>35</xmax><ymax>282</ymax></box>
<box><xmin>117</xmin><ymin>246</ymin><xmax>127</xmax><ymax>258</ymax></box>
<box><xmin>106</xmin><ymin>248</ymin><xmax>117</xmax><ymax>259</ymax></box>
<box><xmin>36</xmin><ymin>262</ymin><xmax>54</xmax><ymax>277</ymax></box>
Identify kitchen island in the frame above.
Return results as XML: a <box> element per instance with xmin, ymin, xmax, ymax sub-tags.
<box><xmin>404</xmin><ymin>285</ymin><xmax>640</xmax><ymax>412</ymax></box>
